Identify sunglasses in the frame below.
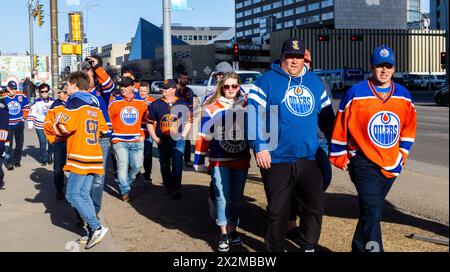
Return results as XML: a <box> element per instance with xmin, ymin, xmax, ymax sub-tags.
<box><xmin>40</xmin><ymin>91</ymin><xmax>49</xmax><ymax>93</ymax></box>
<box><xmin>223</xmin><ymin>84</ymin><xmax>239</xmax><ymax>91</ymax></box>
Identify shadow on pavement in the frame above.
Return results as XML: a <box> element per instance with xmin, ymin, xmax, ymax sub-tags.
<box><xmin>324</xmin><ymin>192</ymin><xmax>449</xmax><ymax>239</ymax></box>
<box><xmin>25</xmin><ymin>167</ymin><xmax>84</xmax><ymax>237</ymax></box>
<box><xmin>22</xmin><ymin>145</ymin><xmax>41</xmax><ymax>164</ymax></box>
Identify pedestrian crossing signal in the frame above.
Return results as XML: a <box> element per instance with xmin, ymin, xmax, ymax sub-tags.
<box><xmin>318</xmin><ymin>35</ymin><xmax>330</xmax><ymax>42</ymax></box>
<box><xmin>351</xmin><ymin>35</ymin><xmax>363</xmax><ymax>42</ymax></box>
<box><xmin>441</xmin><ymin>52</ymin><xmax>446</xmax><ymax>69</ymax></box>
<box><xmin>233</xmin><ymin>44</ymin><xmax>239</xmax><ymax>61</ymax></box>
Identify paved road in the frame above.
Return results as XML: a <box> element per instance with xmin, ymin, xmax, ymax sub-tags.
<box><xmin>0</xmin><ymin>130</ymin><xmax>121</xmax><ymax>252</ymax></box>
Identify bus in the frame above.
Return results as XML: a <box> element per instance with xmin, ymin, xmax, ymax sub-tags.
<box><xmin>313</xmin><ymin>68</ymin><xmax>364</xmax><ymax>91</ymax></box>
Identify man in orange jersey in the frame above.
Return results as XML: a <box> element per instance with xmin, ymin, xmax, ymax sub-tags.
<box><xmin>108</xmin><ymin>77</ymin><xmax>148</xmax><ymax>202</ymax></box>
<box><xmin>54</xmin><ymin>72</ymin><xmax>110</xmax><ymax>250</ymax></box>
<box><xmin>138</xmin><ymin>81</ymin><xmax>156</xmax><ymax>183</ymax></box>
<box><xmin>329</xmin><ymin>46</ymin><xmax>417</xmax><ymax>252</ymax></box>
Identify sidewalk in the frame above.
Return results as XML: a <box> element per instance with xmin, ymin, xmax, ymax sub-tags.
<box><xmin>0</xmin><ymin>130</ymin><xmax>121</xmax><ymax>252</ymax></box>
<box><xmin>0</xmin><ymin>130</ymin><xmax>448</xmax><ymax>252</ymax></box>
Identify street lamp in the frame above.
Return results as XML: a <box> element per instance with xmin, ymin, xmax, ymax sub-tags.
<box><xmin>407</xmin><ymin>9</ymin><xmax>432</xmax><ymax>92</ymax></box>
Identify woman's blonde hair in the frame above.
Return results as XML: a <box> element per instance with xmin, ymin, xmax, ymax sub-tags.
<box><xmin>204</xmin><ymin>72</ymin><xmax>242</xmax><ymax>107</ymax></box>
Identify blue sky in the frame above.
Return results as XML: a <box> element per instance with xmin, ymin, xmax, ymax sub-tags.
<box><xmin>0</xmin><ymin>0</ymin><xmax>430</xmax><ymax>56</ymax></box>
<box><xmin>0</xmin><ymin>0</ymin><xmax>235</xmax><ymax>55</ymax></box>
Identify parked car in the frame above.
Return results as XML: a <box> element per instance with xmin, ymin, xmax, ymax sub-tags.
<box><xmin>434</xmin><ymin>85</ymin><xmax>449</xmax><ymax>106</ymax></box>
<box><xmin>188</xmin><ymin>70</ymin><xmax>261</xmax><ymax>100</ymax></box>
<box><xmin>411</xmin><ymin>75</ymin><xmax>446</xmax><ymax>90</ymax></box>
<box><xmin>151</xmin><ymin>81</ymin><xmax>164</xmax><ymax>94</ymax></box>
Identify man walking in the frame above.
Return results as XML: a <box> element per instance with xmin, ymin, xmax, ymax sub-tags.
<box><xmin>176</xmin><ymin>72</ymin><xmax>195</xmax><ymax>167</ymax></box>
<box><xmin>4</xmin><ymin>81</ymin><xmax>29</xmax><ymax>170</ymax></box>
<box><xmin>0</xmin><ymin>91</ymin><xmax>9</xmax><ymax>189</ymax></box>
<box><xmin>108</xmin><ymin>77</ymin><xmax>148</xmax><ymax>201</ymax></box>
<box><xmin>247</xmin><ymin>38</ymin><xmax>335</xmax><ymax>252</ymax></box>
<box><xmin>138</xmin><ymin>81</ymin><xmax>156</xmax><ymax>183</ymax></box>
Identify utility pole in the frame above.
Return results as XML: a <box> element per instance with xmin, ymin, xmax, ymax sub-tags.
<box><xmin>163</xmin><ymin>0</ymin><xmax>173</xmax><ymax>80</ymax></box>
<box><xmin>50</xmin><ymin>0</ymin><xmax>59</xmax><ymax>96</ymax></box>
<box><xmin>28</xmin><ymin>0</ymin><xmax>35</xmax><ymax>80</ymax></box>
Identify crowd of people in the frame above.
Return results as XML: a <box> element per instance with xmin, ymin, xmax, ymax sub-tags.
<box><xmin>0</xmin><ymin>37</ymin><xmax>416</xmax><ymax>252</ymax></box>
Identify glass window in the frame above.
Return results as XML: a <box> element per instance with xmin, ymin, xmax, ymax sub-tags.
<box><xmin>236</xmin><ymin>12</ymin><xmax>243</xmax><ymax>18</ymax></box>
<box><xmin>188</xmin><ymin>35</ymin><xmax>193</xmax><ymax>40</ymax></box>
<box><xmin>245</xmin><ymin>29</ymin><xmax>253</xmax><ymax>35</ymax></box>
<box><xmin>284</xmin><ymin>0</ymin><xmax>294</xmax><ymax>5</ymax></box>
<box><xmin>236</xmin><ymin>2</ymin><xmax>243</xmax><ymax>9</ymax></box>
<box><xmin>209</xmin><ymin>36</ymin><xmax>213</xmax><ymax>40</ymax></box>
<box><xmin>322</xmin><ymin>11</ymin><xmax>334</xmax><ymax>20</ymax></box>
<box><xmin>296</xmin><ymin>6</ymin><xmax>306</xmax><ymax>14</ymax></box>
<box><xmin>273</xmin><ymin>1</ymin><xmax>282</xmax><ymax>8</ymax></box>
<box><xmin>274</xmin><ymin>12</ymin><xmax>282</xmax><ymax>19</ymax></box>
<box><xmin>263</xmin><ymin>4</ymin><xmax>271</xmax><ymax>11</ymax></box>
<box><xmin>308</xmin><ymin>3</ymin><xmax>320</xmax><ymax>11</ymax></box>
<box><xmin>321</xmin><ymin>0</ymin><xmax>333</xmax><ymax>8</ymax></box>
<box><xmin>284</xmin><ymin>10</ymin><xmax>294</xmax><ymax>17</ymax></box>
<box><xmin>253</xmin><ymin>17</ymin><xmax>260</xmax><ymax>24</ymax></box>
<box><xmin>253</xmin><ymin>0</ymin><xmax>261</xmax><ymax>3</ymax></box>
<box><xmin>253</xmin><ymin>7</ymin><xmax>261</xmax><ymax>14</ymax></box>
<box><xmin>237</xmin><ymin>31</ymin><xmax>244</xmax><ymax>38</ymax></box>
<box><xmin>194</xmin><ymin>36</ymin><xmax>197</xmax><ymax>40</ymax></box>
<box><xmin>284</xmin><ymin>20</ymin><xmax>294</xmax><ymax>28</ymax></box>
<box><xmin>237</xmin><ymin>22</ymin><xmax>243</xmax><ymax>28</ymax></box>
<box><xmin>276</xmin><ymin>23</ymin><xmax>283</xmax><ymax>30</ymax></box>
<box><xmin>244</xmin><ymin>0</ymin><xmax>252</xmax><ymax>6</ymax></box>
<box><xmin>245</xmin><ymin>20</ymin><xmax>253</xmax><ymax>26</ymax></box>
<box><xmin>244</xmin><ymin>9</ymin><xmax>252</xmax><ymax>16</ymax></box>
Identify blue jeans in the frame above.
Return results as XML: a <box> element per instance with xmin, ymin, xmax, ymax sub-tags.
<box><xmin>53</xmin><ymin>141</ymin><xmax>67</xmax><ymax>192</ymax></box>
<box><xmin>143</xmin><ymin>138</ymin><xmax>153</xmax><ymax>180</ymax></box>
<box><xmin>66</xmin><ymin>173</ymin><xmax>101</xmax><ymax>231</ymax></box>
<box><xmin>5</xmin><ymin>122</ymin><xmax>24</xmax><ymax>165</ymax></box>
<box><xmin>91</xmin><ymin>137</ymin><xmax>110</xmax><ymax>214</ymax></box>
<box><xmin>349</xmin><ymin>154</ymin><xmax>395</xmax><ymax>252</ymax></box>
<box><xmin>157</xmin><ymin>139</ymin><xmax>185</xmax><ymax>193</ymax></box>
<box><xmin>36</xmin><ymin>129</ymin><xmax>53</xmax><ymax>163</ymax></box>
<box><xmin>317</xmin><ymin>139</ymin><xmax>332</xmax><ymax>192</ymax></box>
<box><xmin>211</xmin><ymin>167</ymin><xmax>248</xmax><ymax>227</ymax></box>
<box><xmin>113</xmin><ymin>141</ymin><xmax>144</xmax><ymax>196</ymax></box>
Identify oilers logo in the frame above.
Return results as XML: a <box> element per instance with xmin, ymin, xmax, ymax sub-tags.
<box><xmin>284</xmin><ymin>85</ymin><xmax>315</xmax><ymax>117</ymax></box>
<box><xmin>218</xmin><ymin>128</ymin><xmax>248</xmax><ymax>154</ymax></box>
<box><xmin>160</xmin><ymin>114</ymin><xmax>179</xmax><ymax>136</ymax></box>
<box><xmin>120</xmin><ymin>106</ymin><xmax>139</xmax><ymax>126</ymax></box>
<box><xmin>368</xmin><ymin>111</ymin><xmax>400</xmax><ymax>149</ymax></box>
<box><xmin>7</xmin><ymin>101</ymin><xmax>22</xmax><ymax>115</ymax></box>
<box><xmin>42</xmin><ymin>106</ymin><xmax>49</xmax><ymax>116</ymax></box>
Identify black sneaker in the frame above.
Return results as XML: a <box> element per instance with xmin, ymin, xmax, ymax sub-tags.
<box><xmin>171</xmin><ymin>191</ymin><xmax>182</xmax><ymax>200</ymax></box>
<box><xmin>218</xmin><ymin>234</ymin><xmax>230</xmax><ymax>252</ymax></box>
<box><xmin>184</xmin><ymin>161</ymin><xmax>194</xmax><ymax>168</ymax></box>
<box><xmin>286</xmin><ymin>227</ymin><xmax>301</xmax><ymax>241</ymax></box>
<box><xmin>47</xmin><ymin>156</ymin><xmax>53</xmax><ymax>165</ymax></box>
<box><xmin>6</xmin><ymin>164</ymin><xmax>14</xmax><ymax>171</ymax></box>
<box><xmin>228</xmin><ymin>231</ymin><xmax>243</xmax><ymax>246</ymax></box>
<box><xmin>0</xmin><ymin>180</ymin><xmax>4</xmax><ymax>189</ymax></box>
<box><xmin>40</xmin><ymin>162</ymin><xmax>47</xmax><ymax>167</ymax></box>
<box><xmin>14</xmin><ymin>162</ymin><xmax>21</xmax><ymax>168</ymax></box>
<box><xmin>143</xmin><ymin>175</ymin><xmax>152</xmax><ymax>184</ymax></box>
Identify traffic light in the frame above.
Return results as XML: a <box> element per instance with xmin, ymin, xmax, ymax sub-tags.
<box><xmin>441</xmin><ymin>52</ymin><xmax>446</xmax><ymax>69</ymax></box>
<box><xmin>318</xmin><ymin>34</ymin><xmax>330</xmax><ymax>42</ymax></box>
<box><xmin>37</xmin><ymin>3</ymin><xmax>44</xmax><ymax>27</ymax></box>
<box><xmin>33</xmin><ymin>54</ymin><xmax>39</xmax><ymax>70</ymax></box>
<box><xmin>233</xmin><ymin>43</ymin><xmax>239</xmax><ymax>61</ymax></box>
<box><xmin>351</xmin><ymin>35</ymin><xmax>363</xmax><ymax>42</ymax></box>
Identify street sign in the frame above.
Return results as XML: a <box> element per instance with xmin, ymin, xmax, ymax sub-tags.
<box><xmin>203</xmin><ymin>66</ymin><xmax>212</xmax><ymax>76</ymax></box>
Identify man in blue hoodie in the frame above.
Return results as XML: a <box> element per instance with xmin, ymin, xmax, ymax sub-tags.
<box><xmin>247</xmin><ymin>38</ymin><xmax>335</xmax><ymax>252</ymax></box>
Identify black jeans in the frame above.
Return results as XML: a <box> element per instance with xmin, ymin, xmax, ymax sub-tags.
<box><xmin>158</xmin><ymin>139</ymin><xmax>185</xmax><ymax>193</ymax></box>
<box><xmin>261</xmin><ymin>159</ymin><xmax>324</xmax><ymax>252</ymax></box>
<box><xmin>5</xmin><ymin>122</ymin><xmax>25</xmax><ymax>165</ymax></box>
<box><xmin>349</xmin><ymin>154</ymin><xmax>395</xmax><ymax>252</ymax></box>
<box><xmin>53</xmin><ymin>141</ymin><xmax>67</xmax><ymax>192</ymax></box>
<box><xmin>143</xmin><ymin>139</ymin><xmax>153</xmax><ymax>179</ymax></box>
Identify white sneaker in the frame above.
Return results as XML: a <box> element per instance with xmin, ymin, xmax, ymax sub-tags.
<box><xmin>85</xmin><ymin>226</ymin><xmax>109</xmax><ymax>250</ymax></box>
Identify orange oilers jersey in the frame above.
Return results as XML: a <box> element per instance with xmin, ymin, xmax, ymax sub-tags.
<box><xmin>108</xmin><ymin>94</ymin><xmax>149</xmax><ymax>144</ymax></box>
<box><xmin>330</xmin><ymin>80</ymin><xmax>417</xmax><ymax>178</ymax></box>
<box><xmin>53</xmin><ymin>93</ymin><xmax>109</xmax><ymax>175</ymax></box>
<box><xmin>44</xmin><ymin>99</ymin><xmax>67</xmax><ymax>144</ymax></box>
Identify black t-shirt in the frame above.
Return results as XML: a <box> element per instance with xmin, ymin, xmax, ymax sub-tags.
<box><xmin>148</xmin><ymin>98</ymin><xmax>192</xmax><ymax>139</ymax></box>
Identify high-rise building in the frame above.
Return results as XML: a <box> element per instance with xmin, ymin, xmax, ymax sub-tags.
<box><xmin>171</xmin><ymin>26</ymin><xmax>232</xmax><ymax>45</ymax></box>
<box><xmin>430</xmin><ymin>0</ymin><xmax>448</xmax><ymax>30</ymax></box>
<box><xmin>235</xmin><ymin>0</ymin><xmax>408</xmax><ymax>44</ymax></box>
